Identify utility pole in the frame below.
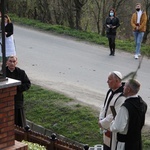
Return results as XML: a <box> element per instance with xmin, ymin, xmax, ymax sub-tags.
<box><xmin>0</xmin><ymin>0</ymin><xmax>7</xmax><ymax>80</ymax></box>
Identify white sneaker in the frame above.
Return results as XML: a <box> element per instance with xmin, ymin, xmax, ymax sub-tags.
<box><xmin>138</xmin><ymin>54</ymin><xmax>141</xmax><ymax>57</ymax></box>
<box><xmin>134</xmin><ymin>54</ymin><xmax>138</xmax><ymax>59</ymax></box>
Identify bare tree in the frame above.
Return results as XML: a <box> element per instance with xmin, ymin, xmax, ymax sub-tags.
<box><xmin>112</xmin><ymin>0</ymin><xmax>126</xmax><ymax>11</ymax></box>
<box><xmin>61</xmin><ymin>0</ymin><xmax>75</xmax><ymax>28</ymax></box>
<box><xmin>90</xmin><ymin>0</ymin><xmax>102</xmax><ymax>34</ymax></box>
<box><xmin>51</xmin><ymin>0</ymin><xmax>64</xmax><ymax>25</ymax></box>
<box><xmin>101</xmin><ymin>0</ymin><xmax>111</xmax><ymax>36</ymax></box>
<box><xmin>143</xmin><ymin>0</ymin><xmax>150</xmax><ymax>43</ymax></box>
<box><xmin>74</xmin><ymin>0</ymin><xmax>88</xmax><ymax>30</ymax></box>
<box><xmin>34</xmin><ymin>0</ymin><xmax>52</xmax><ymax>23</ymax></box>
<box><xmin>101</xmin><ymin>0</ymin><xmax>106</xmax><ymax>36</ymax></box>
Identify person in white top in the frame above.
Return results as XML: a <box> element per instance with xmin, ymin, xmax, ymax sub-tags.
<box><xmin>131</xmin><ymin>3</ymin><xmax>147</xmax><ymax>59</ymax></box>
<box><xmin>98</xmin><ymin>71</ymin><xmax>125</xmax><ymax>150</ymax></box>
<box><xmin>0</xmin><ymin>14</ymin><xmax>16</xmax><ymax>59</ymax></box>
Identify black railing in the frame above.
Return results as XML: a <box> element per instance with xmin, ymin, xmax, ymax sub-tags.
<box><xmin>15</xmin><ymin>125</ymin><xmax>90</xmax><ymax>150</ymax></box>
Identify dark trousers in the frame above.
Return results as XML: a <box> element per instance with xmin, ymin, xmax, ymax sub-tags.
<box><xmin>15</xmin><ymin>107</ymin><xmax>27</xmax><ymax>127</ymax></box>
<box><xmin>108</xmin><ymin>36</ymin><xmax>116</xmax><ymax>55</ymax></box>
<box><xmin>125</xmin><ymin>140</ymin><xmax>142</xmax><ymax>150</ymax></box>
<box><xmin>103</xmin><ymin>144</ymin><xmax>111</xmax><ymax>150</ymax></box>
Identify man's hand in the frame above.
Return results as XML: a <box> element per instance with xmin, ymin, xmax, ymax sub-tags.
<box><xmin>107</xmin><ymin>25</ymin><xmax>110</xmax><ymax>28</ymax></box>
<box><xmin>98</xmin><ymin>120</ymin><xmax>103</xmax><ymax>128</ymax></box>
<box><xmin>136</xmin><ymin>24</ymin><xmax>140</xmax><ymax>30</ymax></box>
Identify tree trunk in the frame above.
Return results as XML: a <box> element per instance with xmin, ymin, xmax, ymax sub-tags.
<box><xmin>74</xmin><ymin>0</ymin><xmax>82</xmax><ymax>30</ymax></box>
<box><xmin>101</xmin><ymin>0</ymin><xmax>106</xmax><ymax>36</ymax></box>
<box><xmin>61</xmin><ymin>0</ymin><xmax>75</xmax><ymax>29</ymax></box>
<box><xmin>143</xmin><ymin>20</ymin><xmax>150</xmax><ymax>43</ymax></box>
<box><xmin>75</xmin><ymin>8</ymin><xmax>82</xmax><ymax>30</ymax></box>
<box><xmin>143</xmin><ymin>0</ymin><xmax>150</xmax><ymax>43</ymax></box>
<box><xmin>93</xmin><ymin>0</ymin><xmax>102</xmax><ymax>34</ymax></box>
<box><xmin>74</xmin><ymin>0</ymin><xmax>88</xmax><ymax>30</ymax></box>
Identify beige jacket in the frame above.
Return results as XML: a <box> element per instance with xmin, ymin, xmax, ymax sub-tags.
<box><xmin>131</xmin><ymin>11</ymin><xmax>147</xmax><ymax>32</ymax></box>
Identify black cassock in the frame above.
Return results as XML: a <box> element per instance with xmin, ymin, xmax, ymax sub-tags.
<box><xmin>6</xmin><ymin>66</ymin><xmax>31</xmax><ymax>127</ymax></box>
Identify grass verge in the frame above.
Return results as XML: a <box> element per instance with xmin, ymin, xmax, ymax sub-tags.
<box><xmin>24</xmin><ymin>84</ymin><xmax>102</xmax><ymax>146</ymax></box>
<box><xmin>24</xmin><ymin>85</ymin><xmax>150</xmax><ymax>149</ymax></box>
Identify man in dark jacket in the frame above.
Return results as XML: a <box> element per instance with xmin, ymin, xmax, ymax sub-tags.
<box><xmin>110</xmin><ymin>79</ymin><xmax>147</xmax><ymax>150</ymax></box>
<box><xmin>6</xmin><ymin>56</ymin><xmax>31</xmax><ymax>127</ymax></box>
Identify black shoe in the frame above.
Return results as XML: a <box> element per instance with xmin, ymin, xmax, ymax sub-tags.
<box><xmin>109</xmin><ymin>53</ymin><xmax>112</xmax><ymax>56</ymax></box>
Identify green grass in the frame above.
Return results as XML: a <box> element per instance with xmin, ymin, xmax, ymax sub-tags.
<box><xmin>142</xmin><ymin>132</ymin><xmax>150</xmax><ymax>150</ymax></box>
<box><xmin>24</xmin><ymin>85</ymin><xmax>150</xmax><ymax>149</ymax></box>
<box><xmin>10</xmin><ymin>13</ymin><xmax>150</xmax><ymax>57</ymax></box>
<box><xmin>24</xmin><ymin>85</ymin><xmax>102</xmax><ymax>146</ymax></box>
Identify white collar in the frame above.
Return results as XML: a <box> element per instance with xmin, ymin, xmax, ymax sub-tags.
<box><xmin>126</xmin><ymin>94</ymin><xmax>138</xmax><ymax>99</ymax></box>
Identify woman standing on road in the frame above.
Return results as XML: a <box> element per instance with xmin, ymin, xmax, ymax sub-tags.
<box><xmin>0</xmin><ymin>14</ymin><xmax>16</xmax><ymax>59</ymax></box>
<box><xmin>105</xmin><ymin>8</ymin><xmax>120</xmax><ymax>56</ymax></box>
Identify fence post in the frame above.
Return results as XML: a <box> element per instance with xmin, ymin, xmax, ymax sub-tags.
<box><xmin>84</xmin><ymin>144</ymin><xmax>89</xmax><ymax>150</ymax></box>
<box><xmin>49</xmin><ymin>133</ymin><xmax>57</xmax><ymax>150</ymax></box>
<box><xmin>24</xmin><ymin>125</ymin><xmax>31</xmax><ymax>141</ymax></box>
<box><xmin>24</xmin><ymin>125</ymin><xmax>30</xmax><ymax>131</ymax></box>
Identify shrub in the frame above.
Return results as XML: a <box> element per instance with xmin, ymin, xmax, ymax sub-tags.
<box><xmin>22</xmin><ymin>140</ymin><xmax>46</xmax><ymax>150</ymax></box>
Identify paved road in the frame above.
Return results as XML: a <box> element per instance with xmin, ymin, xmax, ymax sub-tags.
<box><xmin>14</xmin><ymin>25</ymin><xmax>150</xmax><ymax>125</ymax></box>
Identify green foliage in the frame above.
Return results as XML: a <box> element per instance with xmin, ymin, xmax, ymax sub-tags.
<box><xmin>115</xmin><ymin>39</ymin><xmax>135</xmax><ymax>51</ymax></box>
<box><xmin>24</xmin><ymin>85</ymin><xmax>102</xmax><ymax>146</ymax></box>
<box><xmin>142</xmin><ymin>132</ymin><xmax>150</xmax><ymax>149</ymax></box>
<box><xmin>22</xmin><ymin>140</ymin><xmax>46</xmax><ymax>150</ymax></box>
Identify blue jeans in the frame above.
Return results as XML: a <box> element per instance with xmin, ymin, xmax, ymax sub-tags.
<box><xmin>133</xmin><ymin>31</ymin><xmax>144</xmax><ymax>55</ymax></box>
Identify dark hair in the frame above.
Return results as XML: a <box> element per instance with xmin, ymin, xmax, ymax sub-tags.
<box><xmin>109</xmin><ymin>8</ymin><xmax>116</xmax><ymax>17</ymax></box>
